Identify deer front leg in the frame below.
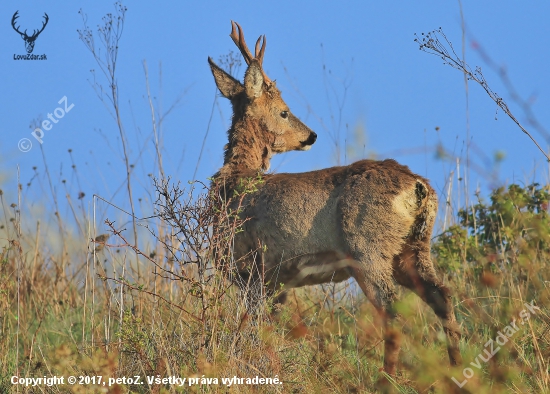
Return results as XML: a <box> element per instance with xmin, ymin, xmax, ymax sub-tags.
<box><xmin>381</xmin><ymin>305</ymin><xmax>401</xmax><ymax>376</ymax></box>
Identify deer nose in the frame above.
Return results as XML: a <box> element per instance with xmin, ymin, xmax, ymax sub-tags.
<box><xmin>309</xmin><ymin>131</ymin><xmax>317</xmax><ymax>144</ymax></box>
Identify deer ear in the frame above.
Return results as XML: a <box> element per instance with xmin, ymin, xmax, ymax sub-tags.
<box><xmin>208</xmin><ymin>57</ymin><xmax>244</xmax><ymax>99</ymax></box>
<box><xmin>244</xmin><ymin>60</ymin><xmax>264</xmax><ymax>99</ymax></box>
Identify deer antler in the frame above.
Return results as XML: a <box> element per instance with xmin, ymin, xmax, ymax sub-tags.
<box><xmin>229</xmin><ymin>21</ymin><xmax>271</xmax><ymax>85</ymax></box>
<box><xmin>11</xmin><ymin>11</ymin><xmax>24</xmax><ymax>36</ymax></box>
<box><xmin>11</xmin><ymin>11</ymin><xmax>49</xmax><ymax>39</ymax></box>
<box><xmin>33</xmin><ymin>13</ymin><xmax>49</xmax><ymax>38</ymax></box>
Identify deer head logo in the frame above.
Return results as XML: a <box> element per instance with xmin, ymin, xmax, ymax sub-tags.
<box><xmin>11</xmin><ymin>11</ymin><xmax>49</xmax><ymax>54</ymax></box>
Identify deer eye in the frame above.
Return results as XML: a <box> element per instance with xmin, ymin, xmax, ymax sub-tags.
<box><xmin>280</xmin><ymin>111</ymin><xmax>289</xmax><ymax>119</ymax></box>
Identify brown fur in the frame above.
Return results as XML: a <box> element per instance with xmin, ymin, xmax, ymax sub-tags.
<box><xmin>208</xmin><ymin>57</ymin><xmax>317</xmax><ymax>180</ymax></box>
<box><xmin>208</xmin><ymin>22</ymin><xmax>462</xmax><ymax>377</ymax></box>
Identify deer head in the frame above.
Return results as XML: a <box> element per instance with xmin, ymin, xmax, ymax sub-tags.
<box><xmin>209</xmin><ymin>21</ymin><xmax>317</xmax><ymax>174</ymax></box>
<box><xmin>12</xmin><ymin>11</ymin><xmax>49</xmax><ymax>54</ymax></box>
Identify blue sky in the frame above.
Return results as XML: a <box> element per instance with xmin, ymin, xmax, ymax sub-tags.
<box><xmin>1</xmin><ymin>1</ymin><xmax>549</xmax><ymax>231</ymax></box>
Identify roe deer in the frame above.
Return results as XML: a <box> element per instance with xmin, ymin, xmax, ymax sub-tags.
<box><xmin>208</xmin><ymin>21</ymin><xmax>462</xmax><ymax>376</ymax></box>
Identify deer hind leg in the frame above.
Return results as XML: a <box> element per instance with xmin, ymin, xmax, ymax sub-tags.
<box><xmin>349</xmin><ymin>265</ymin><xmax>400</xmax><ymax>376</ymax></box>
<box><xmin>393</xmin><ymin>243</ymin><xmax>462</xmax><ymax>366</ymax></box>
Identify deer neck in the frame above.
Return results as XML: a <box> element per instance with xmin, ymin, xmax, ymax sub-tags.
<box><xmin>216</xmin><ymin>116</ymin><xmax>272</xmax><ymax>179</ymax></box>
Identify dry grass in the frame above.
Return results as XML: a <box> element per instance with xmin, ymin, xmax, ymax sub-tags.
<box><xmin>1</xmin><ymin>178</ymin><xmax>549</xmax><ymax>394</ymax></box>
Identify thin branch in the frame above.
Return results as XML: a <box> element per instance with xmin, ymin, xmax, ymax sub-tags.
<box><xmin>99</xmin><ymin>274</ymin><xmax>202</xmax><ymax>323</ymax></box>
<box><xmin>415</xmin><ymin>28</ymin><xmax>550</xmax><ymax>162</ymax></box>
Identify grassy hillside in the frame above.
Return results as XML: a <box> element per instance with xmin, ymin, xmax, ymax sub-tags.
<box><xmin>1</xmin><ymin>180</ymin><xmax>549</xmax><ymax>393</ymax></box>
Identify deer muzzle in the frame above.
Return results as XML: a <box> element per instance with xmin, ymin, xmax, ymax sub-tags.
<box><xmin>300</xmin><ymin>131</ymin><xmax>317</xmax><ymax>150</ymax></box>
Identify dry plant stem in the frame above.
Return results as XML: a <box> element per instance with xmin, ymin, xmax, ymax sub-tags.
<box><xmin>193</xmin><ymin>89</ymin><xmax>218</xmax><ymax>182</ymax></box>
<box><xmin>472</xmin><ymin>37</ymin><xmax>550</xmax><ymax>144</ymax></box>
<box><xmin>320</xmin><ymin>44</ymin><xmax>353</xmax><ymax>165</ymax></box>
<box><xmin>38</xmin><ymin>144</ymin><xmax>67</xmax><ymax>273</ymax></box>
<box><xmin>83</xmin><ymin>208</ymin><xmax>91</xmax><ymax>351</ymax></box>
<box><xmin>64</xmin><ymin>193</ymin><xmax>85</xmax><ymax>236</ymax></box>
<box><xmin>285</xmin><ymin>45</ymin><xmax>352</xmax><ymax>165</ymax></box>
<box><xmin>101</xmin><ymin>219</ymin><xmax>183</xmax><ymax>282</ymax></box>
<box><xmin>115</xmin><ymin>114</ymin><xmax>133</xmax><ymax>184</ymax></box>
<box><xmin>143</xmin><ymin>60</ymin><xmax>165</xmax><ymax>181</ymax></box>
<box><xmin>415</xmin><ymin>29</ymin><xmax>550</xmax><ymax>162</ymax></box>
<box><xmin>78</xmin><ymin>4</ymin><xmax>140</xmax><ymax>276</ymax></box>
<box><xmin>142</xmin><ymin>61</ymin><xmax>172</xmax><ymax>304</ymax></box>
<box><xmin>458</xmin><ymin>0</ymin><xmax>471</xmax><ymax>212</ymax></box>
<box><xmin>0</xmin><ymin>194</ymin><xmax>10</xmax><ymax>238</ymax></box>
<box><xmin>111</xmin><ymin>44</ymin><xmax>140</xmax><ymax>278</ymax></box>
<box><xmin>67</xmin><ymin>150</ymin><xmax>88</xmax><ymax>221</ymax></box>
<box><xmin>31</xmin><ymin>221</ymin><xmax>40</xmax><ymax>291</ymax></box>
<box><xmin>15</xmin><ymin>168</ymin><xmax>22</xmax><ymax>379</ymax></box>
<box><xmin>99</xmin><ymin>274</ymin><xmax>202</xmax><ymax>324</ymax></box>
